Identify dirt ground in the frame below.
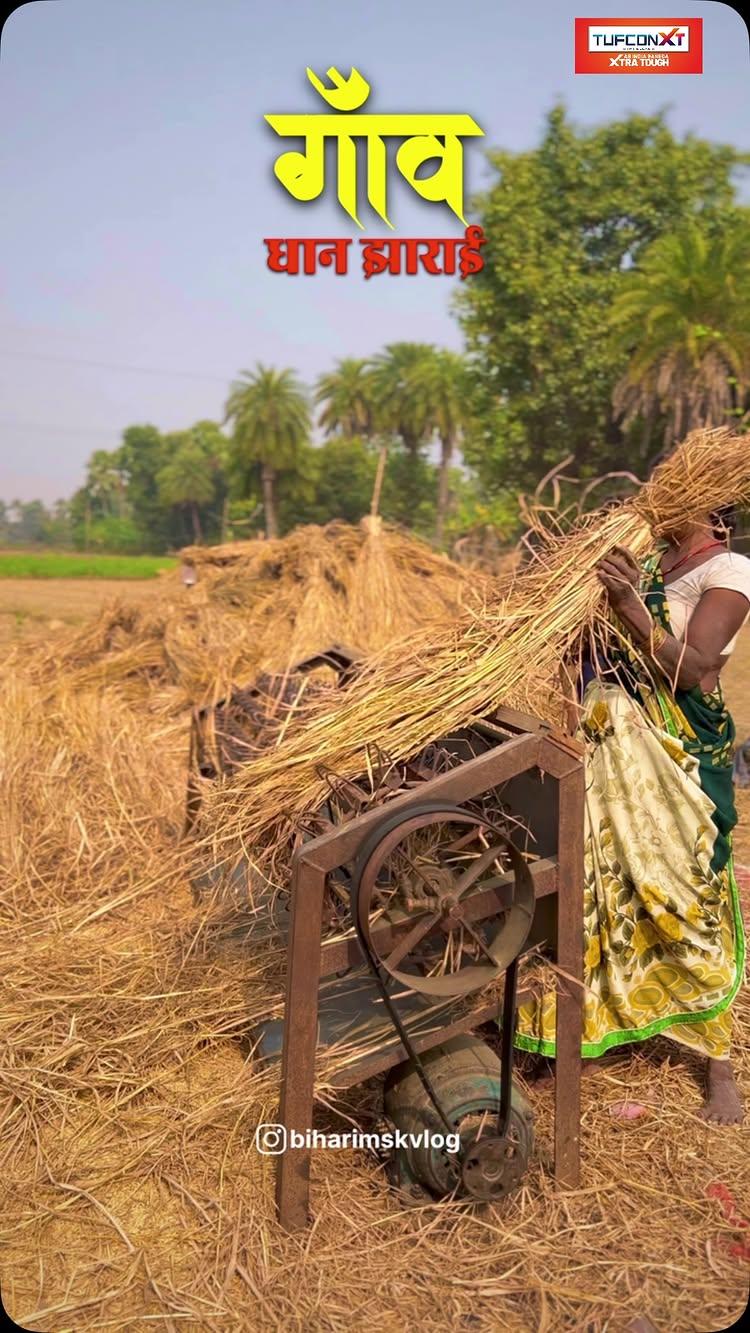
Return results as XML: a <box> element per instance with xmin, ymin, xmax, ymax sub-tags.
<box><xmin>0</xmin><ymin>578</ymin><xmax>165</xmax><ymax>649</ymax></box>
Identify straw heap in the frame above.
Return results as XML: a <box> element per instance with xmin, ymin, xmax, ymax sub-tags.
<box><xmin>27</xmin><ymin>519</ymin><xmax>490</xmax><ymax>714</ymax></box>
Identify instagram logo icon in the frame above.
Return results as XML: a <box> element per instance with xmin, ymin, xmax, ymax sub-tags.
<box><xmin>255</xmin><ymin>1123</ymin><xmax>287</xmax><ymax>1155</ymax></box>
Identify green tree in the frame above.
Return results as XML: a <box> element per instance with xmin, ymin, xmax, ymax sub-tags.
<box><xmin>45</xmin><ymin>498</ymin><xmax>72</xmax><ymax>546</ymax></box>
<box><xmin>3</xmin><ymin>499</ymin><xmax>52</xmax><ymax>544</ymax></box>
<box><xmin>612</xmin><ymin>217</ymin><xmax>750</xmax><ymax>445</ymax></box>
<box><xmin>276</xmin><ymin>440</ymin><xmax>325</xmax><ymax>532</ymax></box>
<box><xmin>379</xmin><ymin>447</ymin><xmax>438</xmax><ymax>535</ymax></box>
<box><xmin>225</xmin><ymin>365</ymin><xmax>310</xmax><ymax>539</ymax></box>
<box><xmin>316</xmin><ymin>356</ymin><xmax>393</xmax><ymax>517</ymax></box>
<box><xmin>370</xmin><ymin>343</ymin><xmax>434</xmax><ymax>456</ymax></box>
<box><xmin>86</xmin><ymin>450</ymin><xmax>128</xmax><ymax>518</ymax></box>
<box><xmin>457</xmin><ymin>106</ymin><xmax>749</xmax><ymax>488</ymax></box>
<box><xmin>369</xmin><ymin>342</ymin><xmax>436</xmax><ymax>518</ymax></box>
<box><xmin>184</xmin><ymin>419</ymin><xmax>231</xmax><ymax>542</ymax></box>
<box><xmin>407</xmin><ymin>348</ymin><xmax>470</xmax><ymax>544</ymax></box>
<box><xmin>157</xmin><ymin>434</ymin><xmax>216</xmax><ymax>543</ymax></box>
<box><xmin>315</xmin><ymin>359</ymin><xmax>376</xmax><ymax>437</ymax></box>
<box><xmin>116</xmin><ymin>425</ymin><xmax>172</xmax><ymax>549</ymax></box>
<box><xmin>290</xmin><ymin>436</ymin><xmax>379</xmax><ymax>526</ymax></box>
<box><xmin>85</xmin><ymin>514</ymin><xmax>143</xmax><ymax>552</ymax></box>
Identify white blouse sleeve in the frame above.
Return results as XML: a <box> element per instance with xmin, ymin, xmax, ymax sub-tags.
<box><xmin>699</xmin><ymin>553</ymin><xmax>750</xmax><ymax>608</ymax></box>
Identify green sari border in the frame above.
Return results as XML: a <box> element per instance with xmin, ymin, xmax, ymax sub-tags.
<box><xmin>514</xmin><ymin>856</ymin><xmax>746</xmax><ymax>1061</ymax></box>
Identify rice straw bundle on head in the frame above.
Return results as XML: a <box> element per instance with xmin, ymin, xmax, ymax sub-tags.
<box><xmin>633</xmin><ymin>426</ymin><xmax>750</xmax><ymax>537</ymax></box>
<box><xmin>200</xmin><ymin>427</ymin><xmax>750</xmax><ymax>881</ymax></box>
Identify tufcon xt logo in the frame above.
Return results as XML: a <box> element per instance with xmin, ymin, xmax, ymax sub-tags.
<box><xmin>575</xmin><ymin>17</ymin><xmax>703</xmax><ymax>73</ymax></box>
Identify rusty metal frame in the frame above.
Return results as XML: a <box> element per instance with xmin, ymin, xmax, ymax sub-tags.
<box><xmin>274</xmin><ymin>725</ymin><xmax>585</xmax><ymax>1230</ymax></box>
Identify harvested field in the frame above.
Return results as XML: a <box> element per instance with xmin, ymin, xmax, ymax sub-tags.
<box><xmin>1</xmin><ymin>468</ymin><xmax>749</xmax><ymax>1332</ymax></box>
<box><xmin>0</xmin><ymin>577</ymin><xmax>166</xmax><ymax>649</ymax></box>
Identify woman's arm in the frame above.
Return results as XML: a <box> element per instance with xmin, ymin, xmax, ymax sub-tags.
<box><xmin>595</xmin><ymin>547</ymin><xmax>750</xmax><ymax>690</ymax></box>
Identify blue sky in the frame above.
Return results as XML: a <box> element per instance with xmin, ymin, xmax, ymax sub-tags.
<box><xmin>1</xmin><ymin>0</ymin><xmax>748</xmax><ymax>501</ymax></box>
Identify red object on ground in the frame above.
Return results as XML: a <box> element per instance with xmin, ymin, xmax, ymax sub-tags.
<box><xmin>707</xmin><ymin>1182</ymin><xmax>750</xmax><ymax>1261</ymax></box>
<box><xmin>706</xmin><ymin>1181</ymin><xmax>748</xmax><ymax>1227</ymax></box>
<box><xmin>609</xmin><ymin>1101</ymin><xmax>649</xmax><ymax>1119</ymax></box>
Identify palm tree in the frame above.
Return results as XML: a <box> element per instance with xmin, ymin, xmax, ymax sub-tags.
<box><xmin>315</xmin><ymin>357</ymin><xmax>390</xmax><ymax>516</ymax></box>
<box><xmin>369</xmin><ymin>343</ymin><xmax>435</xmax><ymax>457</ymax></box>
<box><xmin>225</xmin><ymin>365</ymin><xmax>310</xmax><ymax>538</ymax></box>
<box><xmin>368</xmin><ymin>342</ymin><xmax>436</xmax><ymax>522</ymax></box>
<box><xmin>157</xmin><ymin>436</ymin><xmax>215</xmax><ymax>543</ymax></box>
<box><xmin>612</xmin><ymin>220</ymin><xmax>750</xmax><ymax>446</ymax></box>
<box><xmin>86</xmin><ymin>450</ymin><xmax>127</xmax><ymax>519</ymax></box>
<box><xmin>407</xmin><ymin>348</ymin><xmax>469</xmax><ymax>544</ymax></box>
<box><xmin>315</xmin><ymin>358</ymin><xmax>376</xmax><ymax>437</ymax></box>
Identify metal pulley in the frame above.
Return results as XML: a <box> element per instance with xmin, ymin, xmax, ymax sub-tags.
<box><xmin>384</xmin><ymin>1034</ymin><xmax>534</xmax><ymax>1202</ymax></box>
<box><xmin>350</xmin><ymin>801</ymin><xmax>536</xmax><ymax>998</ymax></box>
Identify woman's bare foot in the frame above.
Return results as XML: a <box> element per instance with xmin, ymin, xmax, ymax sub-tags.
<box><xmin>699</xmin><ymin>1058</ymin><xmax>743</xmax><ymax>1124</ymax></box>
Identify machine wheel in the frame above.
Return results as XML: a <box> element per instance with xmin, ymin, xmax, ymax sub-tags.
<box><xmin>383</xmin><ymin>1034</ymin><xmax>534</xmax><ymax>1203</ymax></box>
<box><xmin>352</xmin><ymin>802</ymin><xmax>535</xmax><ymax>998</ymax></box>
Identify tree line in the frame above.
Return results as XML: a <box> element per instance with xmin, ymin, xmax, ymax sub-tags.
<box><xmin>3</xmin><ymin>107</ymin><xmax>749</xmax><ymax>554</ymax></box>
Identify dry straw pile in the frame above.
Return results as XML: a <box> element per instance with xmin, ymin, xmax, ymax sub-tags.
<box><xmin>26</xmin><ymin>518</ymin><xmax>489</xmax><ymax>714</ymax></box>
<box><xmin>1</xmin><ymin>427</ymin><xmax>749</xmax><ymax>1330</ymax></box>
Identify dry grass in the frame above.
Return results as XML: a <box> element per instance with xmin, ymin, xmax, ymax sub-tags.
<box><xmin>0</xmin><ymin>666</ymin><xmax>747</xmax><ymax>1331</ymax></box>
<box><xmin>1</xmin><ymin>668</ymin><xmax>748</xmax><ymax>1332</ymax></box>
<box><xmin>2</xmin><ymin>442</ymin><xmax>749</xmax><ymax>1332</ymax></box>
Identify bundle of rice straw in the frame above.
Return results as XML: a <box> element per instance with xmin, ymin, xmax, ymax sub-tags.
<box><xmin>347</xmin><ymin>514</ymin><xmax>478</xmax><ymax>650</ymax></box>
<box><xmin>200</xmin><ymin>427</ymin><xmax>750</xmax><ymax>878</ymax></box>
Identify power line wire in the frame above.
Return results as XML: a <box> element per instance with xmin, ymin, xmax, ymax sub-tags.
<box><xmin>0</xmin><ymin>416</ymin><xmax>129</xmax><ymax>437</ymax></box>
<box><xmin>0</xmin><ymin>347</ymin><xmax>230</xmax><ymax>384</ymax></box>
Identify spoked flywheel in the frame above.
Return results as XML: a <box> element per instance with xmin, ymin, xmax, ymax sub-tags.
<box><xmin>351</xmin><ymin>802</ymin><xmax>535</xmax><ymax>998</ymax></box>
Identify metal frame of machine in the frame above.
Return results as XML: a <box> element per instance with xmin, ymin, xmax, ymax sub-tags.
<box><xmin>273</xmin><ymin>707</ymin><xmax>585</xmax><ymax>1231</ymax></box>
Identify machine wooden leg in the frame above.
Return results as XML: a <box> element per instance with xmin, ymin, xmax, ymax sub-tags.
<box><xmin>275</xmin><ymin>861</ymin><xmax>326</xmax><ymax>1230</ymax></box>
<box><xmin>553</xmin><ymin>766</ymin><xmax>585</xmax><ymax>1187</ymax></box>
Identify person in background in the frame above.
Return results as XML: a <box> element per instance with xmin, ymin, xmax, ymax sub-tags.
<box><xmin>180</xmin><ymin>558</ymin><xmax>198</xmax><ymax>590</ymax></box>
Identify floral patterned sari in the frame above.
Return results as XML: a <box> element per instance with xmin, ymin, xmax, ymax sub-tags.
<box><xmin>516</xmin><ymin>557</ymin><xmax>745</xmax><ymax>1060</ymax></box>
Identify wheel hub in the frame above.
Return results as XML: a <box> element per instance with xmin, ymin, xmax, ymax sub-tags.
<box><xmin>460</xmin><ymin>1126</ymin><xmax>529</xmax><ymax>1201</ymax></box>
<box><xmin>351</xmin><ymin>802</ymin><xmax>535</xmax><ymax>998</ymax></box>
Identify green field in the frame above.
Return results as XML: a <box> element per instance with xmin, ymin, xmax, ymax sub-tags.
<box><xmin>0</xmin><ymin>551</ymin><xmax>177</xmax><ymax>579</ymax></box>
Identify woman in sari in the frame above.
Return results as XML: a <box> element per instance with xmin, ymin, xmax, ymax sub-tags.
<box><xmin>516</xmin><ymin>508</ymin><xmax>750</xmax><ymax>1123</ymax></box>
